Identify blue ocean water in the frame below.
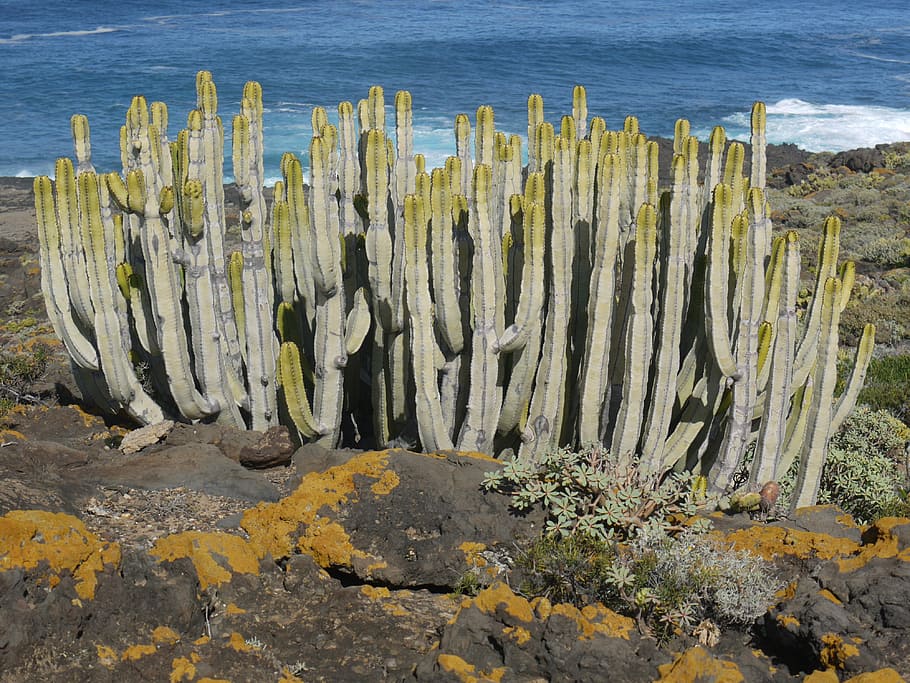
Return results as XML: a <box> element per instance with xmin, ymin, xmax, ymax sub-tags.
<box><xmin>1</xmin><ymin>0</ymin><xmax>909</xmax><ymax>181</ymax></box>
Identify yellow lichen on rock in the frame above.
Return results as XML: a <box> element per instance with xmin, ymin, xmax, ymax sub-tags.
<box><xmin>152</xmin><ymin>625</ymin><xmax>181</xmax><ymax>645</ymax></box>
<box><xmin>819</xmin><ymin>633</ymin><xmax>860</xmax><ymax>670</ymax></box>
<box><xmin>470</xmin><ymin>582</ymin><xmax>535</xmax><ymax>623</ymax></box>
<box><xmin>502</xmin><ymin>625</ymin><xmax>531</xmax><ymax>645</ymax></box>
<box><xmin>149</xmin><ymin>530</ymin><xmax>261</xmax><ymax>590</ymax></box>
<box><xmin>240</xmin><ymin>451</ymin><xmax>393</xmax><ymax>562</ymax></box>
<box><xmin>228</xmin><ymin>631</ymin><xmax>253</xmax><ymax>652</ymax></box>
<box><xmin>776</xmin><ymin>614</ymin><xmax>801</xmax><ymax>629</ymax></box>
<box><xmin>818</xmin><ymin>588</ymin><xmax>843</xmax><ymax>605</ymax></box>
<box><xmin>655</xmin><ymin>646</ymin><xmax>745</xmax><ymax>683</ymax></box>
<box><xmin>0</xmin><ymin>509</ymin><xmax>121</xmax><ymax>599</ymax></box>
<box><xmin>803</xmin><ymin>670</ymin><xmax>839</xmax><ymax>683</ymax></box>
<box><xmin>96</xmin><ymin>644</ymin><xmax>118</xmax><ymax>668</ymax></box>
<box><xmin>843</xmin><ymin>669</ymin><xmax>907</xmax><ymax>682</ymax></box>
<box><xmin>121</xmin><ymin>643</ymin><xmax>157</xmax><ymax>661</ymax></box>
<box><xmin>720</xmin><ymin>526</ymin><xmax>860</xmax><ymax>562</ymax></box>
<box><xmin>436</xmin><ymin>653</ymin><xmax>506</xmax><ymax>682</ymax></box>
<box><xmin>169</xmin><ymin>656</ymin><xmax>196</xmax><ymax>682</ymax></box>
<box><xmin>549</xmin><ymin>602</ymin><xmax>635</xmax><ymax>641</ymax></box>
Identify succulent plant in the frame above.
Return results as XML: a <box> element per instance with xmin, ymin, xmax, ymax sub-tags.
<box><xmin>35</xmin><ymin>75</ymin><xmax>873</xmax><ymax>508</ymax></box>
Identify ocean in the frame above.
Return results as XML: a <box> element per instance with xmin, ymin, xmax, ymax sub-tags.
<box><xmin>1</xmin><ymin>0</ymin><xmax>909</xmax><ymax>182</ymax></box>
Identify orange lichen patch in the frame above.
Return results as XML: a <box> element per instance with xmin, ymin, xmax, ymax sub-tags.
<box><xmin>803</xmin><ymin>671</ymin><xmax>839</xmax><ymax>683</ymax></box>
<box><xmin>502</xmin><ymin>625</ymin><xmax>531</xmax><ymax>645</ymax></box>
<box><xmin>776</xmin><ymin>614</ymin><xmax>801</xmax><ymax>629</ymax></box>
<box><xmin>241</xmin><ymin>450</ymin><xmax>392</xmax><ymax>561</ymax></box>
<box><xmin>836</xmin><ymin>519</ymin><xmax>909</xmax><ymax>573</ymax></box>
<box><xmin>295</xmin><ymin>516</ymin><xmax>379</xmax><ymax>570</ymax></box>
<box><xmin>819</xmin><ymin>633</ymin><xmax>860</xmax><ymax>670</ymax></box>
<box><xmin>531</xmin><ymin>596</ymin><xmax>553</xmax><ymax>621</ymax></box>
<box><xmin>720</xmin><ymin>526</ymin><xmax>860</xmax><ymax>562</ymax></box>
<box><xmin>361</xmin><ymin>584</ymin><xmax>392</xmax><ymax>600</ymax></box>
<box><xmin>471</xmin><ymin>582</ymin><xmax>534</xmax><ymax>623</ymax></box>
<box><xmin>193</xmin><ymin>635</ymin><xmax>211</xmax><ymax>646</ymax></box>
<box><xmin>169</xmin><ymin>656</ymin><xmax>196</xmax><ymax>682</ymax></box>
<box><xmin>655</xmin><ymin>646</ymin><xmax>745</xmax><ymax>683</ymax></box>
<box><xmin>549</xmin><ymin>602</ymin><xmax>635</xmax><ymax>641</ymax></box>
<box><xmin>370</xmin><ymin>469</ymin><xmax>400</xmax><ymax>495</ymax></box>
<box><xmin>228</xmin><ymin>631</ymin><xmax>253</xmax><ymax>652</ymax></box>
<box><xmin>0</xmin><ymin>509</ymin><xmax>121</xmax><ymax>600</ymax></box>
<box><xmin>777</xmin><ymin>581</ymin><xmax>798</xmax><ymax>601</ymax></box>
<box><xmin>818</xmin><ymin>589</ymin><xmax>843</xmax><ymax>605</ymax></box>
<box><xmin>437</xmin><ymin>653</ymin><xmax>506</xmax><ymax>682</ymax></box>
<box><xmin>150</xmin><ymin>530</ymin><xmax>261</xmax><ymax>590</ymax></box>
<box><xmin>121</xmin><ymin>643</ymin><xmax>157</xmax><ymax>661</ymax></box>
<box><xmin>70</xmin><ymin>403</ymin><xmax>104</xmax><ymax>427</ymax></box>
<box><xmin>843</xmin><ymin>669</ymin><xmax>906</xmax><ymax>682</ymax></box>
<box><xmin>279</xmin><ymin>670</ymin><xmax>306</xmax><ymax>683</ymax></box>
<box><xmin>96</xmin><ymin>644</ymin><xmax>118</xmax><ymax>668</ymax></box>
<box><xmin>459</xmin><ymin>541</ymin><xmax>488</xmax><ymax>568</ymax></box>
<box><xmin>836</xmin><ymin>514</ymin><xmax>861</xmax><ymax>529</ymax></box>
<box><xmin>152</xmin><ymin>626</ymin><xmax>181</xmax><ymax>645</ymax></box>
<box><xmin>197</xmin><ymin>678</ymin><xmax>231</xmax><ymax>683</ymax></box>
<box><xmin>0</xmin><ymin>428</ymin><xmax>26</xmax><ymax>441</ymax></box>
<box><xmin>225</xmin><ymin>602</ymin><xmax>247</xmax><ymax>615</ymax></box>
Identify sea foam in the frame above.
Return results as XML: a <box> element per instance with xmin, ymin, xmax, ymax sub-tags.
<box><xmin>711</xmin><ymin>99</ymin><xmax>910</xmax><ymax>152</ymax></box>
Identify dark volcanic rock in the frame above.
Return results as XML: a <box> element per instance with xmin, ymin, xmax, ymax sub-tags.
<box><xmin>830</xmin><ymin>147</ymin><xmax>886</xmax><ymax>172</ymax></box>
<box><xmin>85</xmin><ymin>443</ymin><xmax>282</xmax><ymax>502</ymax></box>
<box><xmin>290</xmin><ymin>447</ymin><xmax>545</xmax><ymax>590</ymax></box>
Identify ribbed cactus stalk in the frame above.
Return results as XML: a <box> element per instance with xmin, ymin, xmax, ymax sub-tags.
<box><xmin>456</xmin><ymin>164</ymin><xmax>504</xmax><ymax>454</ymax></box>
<box><xmin>233</xmin><ymin>82</ymin><xmax>279</xmax><ymax>429</ymax></box>
<box><xmin>36</xmin><ymin>77</ymin><xmax>873</xmax><ymax>509</ymax></box>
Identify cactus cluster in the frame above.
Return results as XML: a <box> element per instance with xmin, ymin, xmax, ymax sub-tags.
<box><xmin>35</xmin><ymin>73</ymin><xmax>874</xmax><ymax>507</ymax></box>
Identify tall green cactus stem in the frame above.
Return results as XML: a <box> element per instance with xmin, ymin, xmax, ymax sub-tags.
<box><xmin>790</xmin><ymin>277</ymin><xmax>843</xmax><ymax>510</ymax></box>
<box><xmin>404</xmin><ymin>192</ymin><xmax>454</xmax><ymax>450</ymax></box>
<box><xmin>34</xmin><ymin>173</ymin><xmax>100</xmax><ymax>371</ymax></box>
<box><xmin>830</xmin><ymin>323</ymin><xmax>875</xmax><ymax>433</ymax></box>
<box><xmin>520</xmin><ymin>137</ymin><xmax>576</xmax><ymax>460</ymax></box>
<box><xmin>457</xmin><ymin>164</ymin><xmax>504</xmax><ymax>454</ymax></box>
<box><xmin>429</xmin><ymin>168</ymin><xmax>464</xmax><ymax>355</ymax></box>
<box><xmin>572</xmin><ymin>85</ymin><xmax>587</xmax><ymax>140</ymax></box>
<box><xmin>278</xmin><ymin>341</ymin><xmax>322</xmax><ymax>440</ymax></box>
<box><xmin>750</xmin><ymin>231</ymin><xmax>800</xmax><ymax>486</ymax></box>
<box><xmin>577</xmin><ymin>153</ymin><xmax>622</xmax><ymax>444</ymax></box>
<box><xmin>609</xmin><ymin>202</ymin><xmax>658</xmax><ymax>465</ymax></box>
<box><xmin>120</xmin><ymin>96</ymin><xmax>219</xmax><ymax>421</ymax></box>
<box><xmin>750</xmin><ymin>102</ymin><xmax>767</xmax><ymax>192</ymax></box>
<box><xmin>307</xmin><ymin>133</ymin><xmax>349</xmax><ymax>444</ymax></box>
<box><xmin>495</xmin><ymin>189</ymin><xmax>545</xmax><ymax>353</ymax></box>
<box><xmin>639</xmin><ymin>155</ymin><xmax>693</xmax><ymax>473</ymax></box>
<box><xmin>232</xmin><ymin>82</ymin><xmax>279</xmax><ymax>429</ymax></box>
<box><xmin>75</xmin><ymin>172</ymin><xmax>165</xmax><ymax>424</ymax></box>
<box><xmin>497</xmin><ymin>174</ymin><xmax>547</xmax><ymax>437</ymax></box>
<box><xmin>521</xmin><ymin>94</ymin><xmax>542</xmax><ymax>169</ymax></box>
<box><xmin>707</xmin><ymin>188</ymin><xmax>768</xmax><ymax>493</ymax></box>
<box><xmin>793</xmin><ymin>216</ymin><xmax>841</xmax><ymax>388</ymax></box>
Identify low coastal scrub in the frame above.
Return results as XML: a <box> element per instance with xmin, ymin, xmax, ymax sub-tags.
<box><xmin>0</xmin><ymin>344</ymin><xmax>48</xmax><ymax>419</ymax></box>
<box><xmin>485</xmin><ymin>444</ymin><xmax>780</xmax><ymax>641</ymax></box>
<box><xmin>516</xmin><ymin>528</ymin><xmax>781</xmax><ymax>642</ymax></box>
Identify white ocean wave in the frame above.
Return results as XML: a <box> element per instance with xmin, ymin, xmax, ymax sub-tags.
<box><xmin>707</xmin><ymin>99</ymin><xmax>910</xmax><ymax>152</ymax></box>
<box><xmin>0</xmin><ymin>26</ymin><xmax>121</xmax><ymax>45</ymax></box>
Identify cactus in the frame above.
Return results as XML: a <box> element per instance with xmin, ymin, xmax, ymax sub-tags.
<box><xmin>36</xmin><ymin>77</ymin><xmax>871</xmax><ymax>509</ymax></box>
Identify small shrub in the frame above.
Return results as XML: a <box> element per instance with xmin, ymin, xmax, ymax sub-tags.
<box><xmin>517</xmin><ymin>528</ymin><xmax>780</xmax><ymax>642</ymax></box>
<box><xmin>860</xmin><ymin>237</ymin><xmax>910</xmax><ymax>268</ymax></box>
<box><xmin>0</xmin><ymin>344</ymin><xmax>49</xmax><ymax>417</ymax></box>
<box><xmin>776</xmin><ymin>405</ymin><xmax>910</xmax><ymax>522</ymax></box>
<box><xmin>482</xmin><ymin>443</ymin><xmax>709</xmax><ymax>541</ymax></box>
